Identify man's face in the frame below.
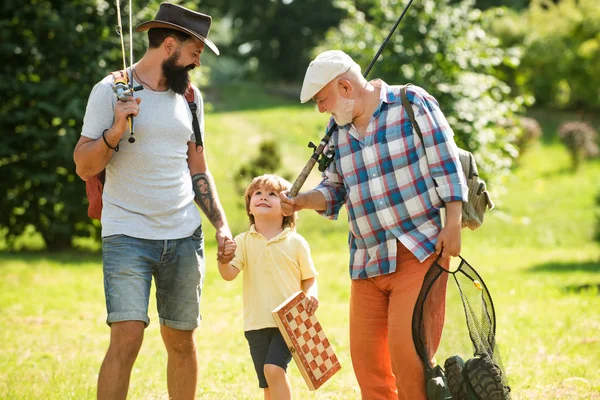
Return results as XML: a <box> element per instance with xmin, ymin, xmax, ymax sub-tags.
<box><xmin>162</xmin><ymin>39</ymin><xmax>205</xmax><ymax>95</ymax></box>
<box><xmin>314</xmin><ymin>83</ymin><xmax>355</xmax><ymax>126</ymax></box>
<box><xmin>330</xmin><ymin>95</ymin><xmax>355</xmax><ymax>126</ymax></box>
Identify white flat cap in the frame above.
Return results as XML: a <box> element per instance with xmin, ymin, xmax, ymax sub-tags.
<box><xmin>300</xmin><ymin>50</ymin><xmax>359</xmax><ymax>103</ymax></box>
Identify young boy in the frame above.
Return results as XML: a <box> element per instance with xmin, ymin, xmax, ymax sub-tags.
<box><xmin>218</xmin><ymin>174</ymin><xmax>319</xmax><ymax>400</ymax></box>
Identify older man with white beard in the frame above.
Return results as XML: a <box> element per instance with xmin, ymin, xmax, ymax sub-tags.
<box><xmin>279</xmin><ymin>50</ymin><xmax>468</xmax><ymax>400</ymax></box>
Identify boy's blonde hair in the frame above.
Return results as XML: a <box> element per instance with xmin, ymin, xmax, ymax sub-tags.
<box><xmin>244</xmin><ymin>174</ymin><xmax>297</xmax><ymax>229</ymax></box>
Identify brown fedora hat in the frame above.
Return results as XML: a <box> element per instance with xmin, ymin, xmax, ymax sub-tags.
<box><xmin>135</xmin><ymin>2</ymin><xmax>219</xmax><ymax>55</ymax></box>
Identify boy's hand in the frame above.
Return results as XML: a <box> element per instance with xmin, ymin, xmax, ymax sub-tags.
<box><xmin>217</xmin><ymin>237</ymin><xmax>236</xmax><ymax>264</ymax></box>
<box><xmin>305</xmin><ymin>295</ymin><xmax>319</xmax><ymax>315</ymax></box>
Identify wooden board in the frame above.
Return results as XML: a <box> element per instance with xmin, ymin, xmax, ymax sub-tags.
<box><xmin>272</xmin><ymin>291</ymin><xmax>341</xmax><ymax>390</ymax></box>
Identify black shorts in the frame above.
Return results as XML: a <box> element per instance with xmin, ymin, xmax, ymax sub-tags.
<box><xmin>244</xmin><ymin>328</ymin><xmax>292</xmax><ymax>388</ymax></box>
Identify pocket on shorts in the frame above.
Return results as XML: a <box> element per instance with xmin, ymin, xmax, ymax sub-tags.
<box><xmin>102</xmin><ymin>234</ymin><xmax>126</xmax><ymax>244</ymax></box>
<box><xmin>191</xmin><ymin>225</ymin><xmax>203</xmax><ymax>241</ymax></box>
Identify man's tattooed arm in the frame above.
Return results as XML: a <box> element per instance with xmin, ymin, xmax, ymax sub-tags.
<box><xmin>192</xmin><ymin>173</ymin><xmax>226</xmax><ymax>228</ymax></box>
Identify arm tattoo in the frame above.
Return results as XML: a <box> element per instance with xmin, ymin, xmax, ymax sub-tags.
<box><xmin>192</xmin><ymin>173</ymin><xmax>223</xmax><ymax>225</ymax></box>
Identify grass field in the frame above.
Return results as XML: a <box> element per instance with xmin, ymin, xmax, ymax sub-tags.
<box><xmin>1</xmin><ymin>84</ymin><xmax>599</xmax><ymax>399</ymax></box>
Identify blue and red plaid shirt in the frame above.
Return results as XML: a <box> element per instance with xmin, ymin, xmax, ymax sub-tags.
<box><xmin>315</xmin><ymin>81</ymin><xmax>468</xmax><ymax>280</ymax></box>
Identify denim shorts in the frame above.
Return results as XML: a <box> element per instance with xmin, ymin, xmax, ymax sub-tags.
<box><xmin>245</xmin><ymin>328</ymin><xmax>292</xmax><ymax>388</ymax></box>
<box><xmin>101</xmin><ymin>226</ymin><xmax>205</xmax><ymax>330</ymax></box>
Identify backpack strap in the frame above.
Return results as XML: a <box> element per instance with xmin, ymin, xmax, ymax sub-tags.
<box><xmin>401</xmin><ymin>84</ymin><xmax>447</xmax><ymax>225</ymax></box>
<box><xmin>184</xmin><ymin>83</ymin><xmax>203</xmax><ymax>151</ymax></box>
<box><xmin>400</xmin><ymin>84</ymin><xmax>424</xmax><ymax>144</ymax></box>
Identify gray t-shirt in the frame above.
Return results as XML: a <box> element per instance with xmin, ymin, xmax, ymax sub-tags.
<box><xmin>81</xmin><ymin>72</ymin><xmax>203</xmax><ymax>239</ymax></box>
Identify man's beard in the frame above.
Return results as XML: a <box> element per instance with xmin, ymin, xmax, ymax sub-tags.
<box><xmin>332</xmin><ymin>96</ymin><xmax>355</xmax><ymax>126</ymax></box>
<box><xmin>162</xmin><ymin>51</ymin><xmax>195</xmax><ymax>95</ymax></box>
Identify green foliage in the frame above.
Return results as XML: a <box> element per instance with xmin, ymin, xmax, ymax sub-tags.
<box><xmin>234</xmin><ymin>140</ymin><xmax>292</xmax><ymax>198</ymax></box>
<box><xmin>557</xmin><ymin>121</ymin><xmax>599</xmax><ymax>170</ymax></box>
<box><xmin>473</xmin><ymin>0</ymin><xmax>529</xmax><ymax>10</ymax></box>
<box><xmin>595</xmin><ymin>189</ymin><xmax>600</xmax><ymax>244</ymax></box>
<box><xmin>515</xmin><ymin>116</ymin><xmax>542</xmax><ymax>156</ymax></box>
<box><xmin>207</xmin><ymin>0</ymin><xmax>346</xmax><ymax>82</ymax></box>
<box><xmin>320</xmin><ymin>0</ymin><xmax>531</xmax><ymax>181</ymax></box>
<box><xmin>491</xmin><ymin>0</ymin><xmax>600</xmax><ymax>110</ymax></box>
<box><xmin>0</xmin><ymin>0</ymin><xmax>132</xmax><ymax>249</ymax></box>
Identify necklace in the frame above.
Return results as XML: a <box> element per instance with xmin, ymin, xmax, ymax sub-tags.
<box><xmin>133</xmin><ymin>68</ymin><xmax>158</xmax><ymax>92</ymax></box>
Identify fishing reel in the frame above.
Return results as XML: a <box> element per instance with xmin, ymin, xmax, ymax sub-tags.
<box><xmin>308</xmin><ymin>141</ymin><xmax>336</xmax><ymax>172</ymax></box>
<box><xmin>111</xmin><ymin>75</ymin><xmax>143</xmax><ymax>143</ymax></box>
<box><xmin>112</xmin><ymin>80</ymin><xmax>143</xmax><ymax>102</ymax></box>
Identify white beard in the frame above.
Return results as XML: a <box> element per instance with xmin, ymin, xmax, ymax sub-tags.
<box><xmin>332</xmin><ymin>96</ymin><xmax>355</xmax><ymax>126</ymax></box>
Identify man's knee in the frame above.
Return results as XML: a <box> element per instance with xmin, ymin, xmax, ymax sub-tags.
<box><xmin>161</xmin><ymin>325</ymin><xmax>197</xmax><ymax>355</ymax></box>
<box><xmin>108</xmin><ymin>321</ymin><xmax>145</xmax><ymax>357</ymax></box>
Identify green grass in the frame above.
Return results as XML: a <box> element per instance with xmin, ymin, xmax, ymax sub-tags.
<box><xmin>1</xmin><ymin>85</ymin><xmax>600</xmax><ymax>399</ymax></box>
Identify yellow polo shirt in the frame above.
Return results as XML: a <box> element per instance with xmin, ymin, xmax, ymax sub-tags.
<box><xmin>231</xmin><ymin>226</ymin><xmax>318</xmax><ymax>331</ymax></box>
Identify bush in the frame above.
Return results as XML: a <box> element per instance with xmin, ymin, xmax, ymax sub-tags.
<box><xmin>234</xmin><ymin>140</ymin><xmax>293</xmax><ymax>197</ymax></box>
<box><xmin>217</xmin><ymin>0</ymin><xmax>346</xmax><ymax>81</ymax></box>
<box><xmin>557</xmin><ymin>121</ymin><xmax>599</xmax><ymax>170</ymax></box>
<box><xmin>490</xmin><ymin>0</ymin><xmax>600</xmax><ymax>110</ymax></box>
<box><xmin>595</xmin><ymin>189</ymin><xmax>600</xmax><ymax>244</ymax></box>
<box><xmin>516</xmin><ymin>116</ymin><xmax>542</xmax><ymax>155</ymax></box>
<box><xmin>0</xmin><ymin>0</ymin><xmax>129</xmax><ymax>250</ymax></box>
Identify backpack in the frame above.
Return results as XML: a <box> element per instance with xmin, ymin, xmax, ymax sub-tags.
<box><xmin>400</xmin><ymin>84</ymin><xmax>494</xmax><ymax>230</ymax></box>
<box><xmin>85</xmin><ymin>71</ymin><xmax>202</xmax><ymax>220</ymax></box>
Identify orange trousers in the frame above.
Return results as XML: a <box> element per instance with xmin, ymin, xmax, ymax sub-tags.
<box><xmin>349</xmin><ymin>242</ymin><xmax>448</xmax><ymax>400</ymax></box>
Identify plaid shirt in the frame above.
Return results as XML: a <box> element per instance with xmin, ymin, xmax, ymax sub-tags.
<box><xmin>315</xmin><ymin>81</ymin><xmax>468</xmax><ymax>280</ymax></box>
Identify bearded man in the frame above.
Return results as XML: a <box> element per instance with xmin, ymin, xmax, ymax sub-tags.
<box><xmin>73</xmin><ymin>4</ymin><xmax>233</xmax><ymax>399</ymax></box>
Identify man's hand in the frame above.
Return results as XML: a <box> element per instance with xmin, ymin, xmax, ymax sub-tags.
<box><xmin>278</xmin><ymin>190</ymin><xmax>297</xmax><ymax>216</ymax></box>
<box><xmin>113</xmin><ymin>96</ymin><xmax>141</xmax><ymax>135</ymax></box>
<box><xmin>435</xmin><ymin>222</ymin><xmax>461</xmax><ymax>260</ymax></box>
<box><xmin>279</xmin><ymin>190</ymin><xmax>302</xmax><ymax>216</ymax></box>
<box><xmin>435</xmin><ymin>201</ymin><xmax>462</xmax><ymax>260</ymax></box>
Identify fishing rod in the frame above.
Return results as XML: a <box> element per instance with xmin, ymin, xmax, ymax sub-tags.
<box><xmin>289</xmin><ymin>0</ymin><xmax>415</xmax><ymax>196</ymax></box>
<box><xmin>113</xmin><ymin>0</ymin><xmax>142</xmax><ymax>143</ymax></box>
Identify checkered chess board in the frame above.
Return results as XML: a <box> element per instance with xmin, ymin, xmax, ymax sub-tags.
<box><xmin>272</xmin><ymin>291</ymin><xmax>341</xmax><ymax>390</ymax></box>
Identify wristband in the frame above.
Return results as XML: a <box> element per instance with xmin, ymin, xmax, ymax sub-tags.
<box><xmin>102</xmin><ymin>129</ymin><xmax>119</xmax><ymax>152</ymax></box>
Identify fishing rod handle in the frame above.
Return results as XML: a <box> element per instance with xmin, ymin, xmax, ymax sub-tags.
<box><xmin>289</xmin><ymin>157</ymin><xmax>318</xmax><ymax>197</ymax></box>
<box><xmin>289</xmin><ymin>124</ymin><xmax>337</xmax><ymax>196</ymax></box>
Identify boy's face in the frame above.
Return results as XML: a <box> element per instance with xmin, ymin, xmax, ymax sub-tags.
<box><xmin>249</xmin><ymin>185</ymin><xmax>283</xmax><ymax>221</ymax></box>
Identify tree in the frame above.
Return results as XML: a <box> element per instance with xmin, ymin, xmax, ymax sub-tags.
<box><xmin>208</xmin><ymin>0</ymin><xmax>346</xmax><ymax>82</ymax></box>
<box><xmin>0</xmin><ymin>0</ymin><xmax>130</xmax><ymax>249</ymax></box>
<box><xmin>489</xmin><ymin>0</ymin><xmax>600</xmax><ymax>111</ymax></box>
<box><xmin>473</xmin><ymin>0</ymin><xmax>529</xmax><ymax>10</ymax></box>
<box><xmin>319</xmin><ymin>0</ymin><xmax>532</xmax><ymax>180</ymax></box>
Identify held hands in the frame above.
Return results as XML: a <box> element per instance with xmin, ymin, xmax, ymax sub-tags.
<box><xmin>217</xmin><ymin>236</ymin><xmax>236</xmax><ymax>264</ymax></box>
